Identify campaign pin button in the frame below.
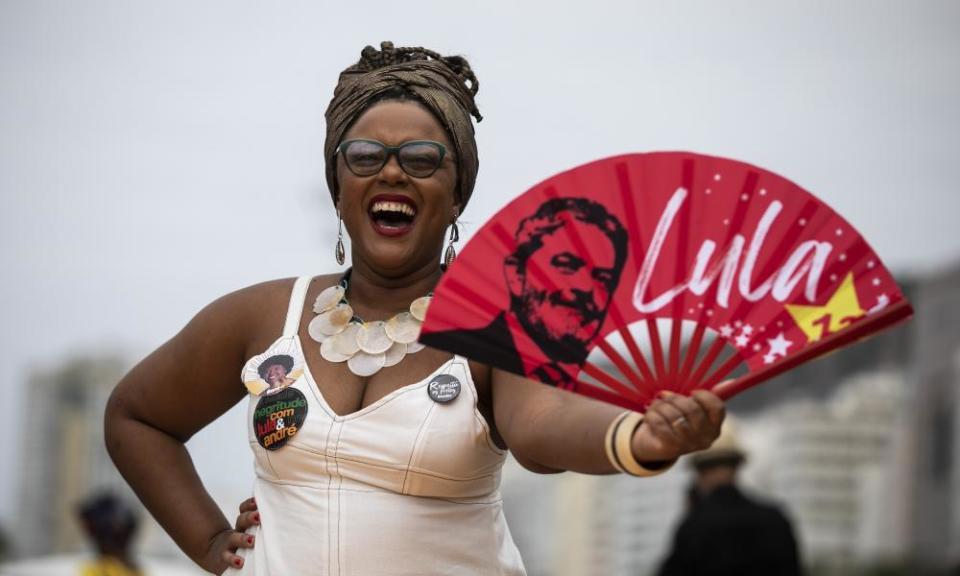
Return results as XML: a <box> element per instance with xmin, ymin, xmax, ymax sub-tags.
<box><xmin>427</xmin><ymin>374</ymin><xmax>461</xmax><ymax>404</ymax></box>
<box><xmin>253</xmin><ymin>387</ymin><xmax>308</xmax><ymax>451</ymax></box>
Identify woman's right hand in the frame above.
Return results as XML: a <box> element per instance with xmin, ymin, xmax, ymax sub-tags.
<box><xmin>206</xmin><ymin>497</ymin><xmax>260</xmax><ymax>573</ymax></box>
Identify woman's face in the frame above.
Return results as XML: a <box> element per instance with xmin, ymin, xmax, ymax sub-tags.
<box><xmin>337</xmin><ymin>100</ymin><xmax>458</xmax><ymax>275</ymax></box>
<box><xmin>264</xmin><ymin>364</ymin><xmax>287</xmax><ymax>386</ymax></box>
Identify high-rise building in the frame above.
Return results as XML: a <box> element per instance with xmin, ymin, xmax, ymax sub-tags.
<box><xmin>744</xmin><ymin>370</ymin><xmax>910</xmax><ymax>568</ymax></box>
<box><xmin>732</xmin><ymin>263</ymin><xmax>960</xmax><ymax>571</ymax></box>
<box><xmin>904</xmin><ymin>264</ymin><xmax>960</xmax><ymax>567</ymax></box>
<box><xmin>500</xmin><ymin>262</ymin><xmax>960</xmax><ymax>574</ymax></box>
<box><xmin>502</xmin><ymin>458</ymin><xmax>689</xmax><ymax>576</ymax></box>
<box><xmin>15</xmin><ymin>355</ymin><xmax>188</xmax><ymax>562</ymax></box>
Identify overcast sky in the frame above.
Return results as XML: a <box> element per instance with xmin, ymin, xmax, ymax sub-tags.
<box><xmin>1</xmin><ymin>0</ymin><xmax>958</xmax><ymax>526</ymax></box>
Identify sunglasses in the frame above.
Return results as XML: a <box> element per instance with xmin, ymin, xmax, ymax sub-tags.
<box><xmin>336</xmin><ymin>139</ymin><xmax>448</xmax><ymax>179</ymax></box>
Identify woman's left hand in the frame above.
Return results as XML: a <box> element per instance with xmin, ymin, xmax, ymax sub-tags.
<box><xmin>631</xmin><ymin>390</ymin><xmax>725</xmax><ymax>465</ymax></box>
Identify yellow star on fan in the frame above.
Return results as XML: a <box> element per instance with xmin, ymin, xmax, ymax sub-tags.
<box><xmin>785</xmin><ymin>273</ymin><xmax>866</xmax><ymax>342</ymax></box>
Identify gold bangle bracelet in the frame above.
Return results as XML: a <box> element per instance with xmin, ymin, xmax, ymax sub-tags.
<box><xmin>604</xmin><ymin>411</ymin><xmax>631</xmax><ymax>473</ymax></box>
<box><xmin>613</xmin><ymin>411</ymin><xmax>676</xmax><ymax>477</ymax></box>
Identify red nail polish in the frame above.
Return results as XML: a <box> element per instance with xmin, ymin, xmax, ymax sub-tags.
<box><xmin>247</xmin><ymin>535</ymin><xmax>254</xmax><ymax>545</ymax></box>
<box><xmin>253</xmin><ymin>512</ymin><xmax>260</xmax><ymax>523</ymax></box>
<box><xmin>234</xmin><ymin>558</ymin><xmax>243</xmax><ymax>567</ymax></box>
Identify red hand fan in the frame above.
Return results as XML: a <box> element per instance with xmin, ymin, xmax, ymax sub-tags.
<box><xmin>419</xmin><ymin>152</ymin><xmax>913</xmax><ymax>411</ymax></box>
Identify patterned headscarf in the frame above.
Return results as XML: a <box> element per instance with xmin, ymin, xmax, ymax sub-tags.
<box><xmin>324</xmin><ymin>41</ymin><xmax>482</xmax><ymax>210</ymax></box>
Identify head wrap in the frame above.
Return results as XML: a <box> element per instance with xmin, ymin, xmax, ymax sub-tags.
<box><xmin>324</xmin><ymin>41</ymin><xmax>482</xmax><ymax>211</ymax></box>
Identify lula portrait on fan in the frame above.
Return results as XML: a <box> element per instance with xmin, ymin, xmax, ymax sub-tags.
<box><xmin>423</xmin><ymin>197</ymin><xmax>628</xmax><ymax>388</ymax></box>
<box><xmin>103</xmin><ymin>41</ymin><xmax>726</xmax><ymax>575</ymax></box>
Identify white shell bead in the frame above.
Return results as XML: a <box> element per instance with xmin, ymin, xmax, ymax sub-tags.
<box><xmin>348</xmin><ymin>351</ymin><xmax>386</xmax><ymax>377</ymax></box>
<box><xmin>385</xmin><ymin>312</ymin><xmax>421</xmax><ymax>344</ymax></box>
<box><xmin>313</xmin><ymin>284</ymin><xmax>345</xmax><ymax>314</ymax></box>
<box><xmin>331</xmin><ymin>323</ymin><xmax>362</xmax><ymax>356</ymax></box>
<box><xmin>357</xmin><ymin>321</ymin><xmax>393</xmax><ymax>354</ymax></box>
<box><xmin>406</xmin><ymin>341</ymin><xmax>425</xmax><ymax>354</ymax></box>
<box><xmin>410</xmin><ymin>296</ymin><xmax>431</xmax><ymax>322</ymax></box>
<box><xmin>313</xmin><ymin>303</ymin><xmax>354</xmax><ymax>337</ymax></box>
<box><xmin>320</xmin><ymin>337</ymin><xmax>351</xmax><ymax>362</ymax></box>
<box><xmin>308</xmin><ymin>315</ymin><xmax>333</xmax><ymax>343</ymax></box>
<box><xmin>382</xmin><ymin>341</ymin><xmax>407</xmax><ymax>367</ymax></box>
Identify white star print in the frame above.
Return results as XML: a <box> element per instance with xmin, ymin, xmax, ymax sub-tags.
<box><xmin>741</xmin><ymin>324</ymin><xmax>753</xmax><ymax>336</ymax></box>
<box><xmin>868</xmin><ymin>294</ymin><xmax>890</xmax><ymax>315</ymax></box>
<box><xmin>763</xmin><ymin>353</ymin><xmax>777</xmax><ymax>365</ymax></box>
<box><xmin>735</xmin><ymin>333</ymin><xmax>750</xmax><ymax>348</ymax></box>
<box><xmin>872</xmin><ymin>278</ymin><xmax>881</xmax><ymax>286</ymax></box>
<box><xmin>719</xmin><ymin>324</ymin><xmax>734</xmax><ymax>338</ymax></box>
<box><xmin>767</xmin><ymin>333</ymin><xmax>792</xmax><ymax>358</ymax></box>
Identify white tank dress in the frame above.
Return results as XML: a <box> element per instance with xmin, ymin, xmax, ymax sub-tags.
<box><xmin>226</xmin><ymin>276</ymin><xmax>527</xmax><ymax>575</ymax></box>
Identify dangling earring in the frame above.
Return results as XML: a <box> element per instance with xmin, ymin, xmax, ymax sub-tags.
<box><xmin>443</xmin><ymin>220</ymin><xmax>459</xmax><ymax>267</ymax></box>
<box><xmin>335</xmin><ymin>212</ymin><xmax>346</xmax><ymax>266</ymax></box>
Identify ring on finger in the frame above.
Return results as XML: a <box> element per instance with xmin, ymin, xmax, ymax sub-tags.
<box><xmin>671</xmin><ymin>415</ymin><xmax>689</xmax><ymax>429</ymax></box>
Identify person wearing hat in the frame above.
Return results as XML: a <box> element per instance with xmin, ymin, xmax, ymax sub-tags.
<box><xmin>658</xmin><ymin>418</ymin><xmax>801</xmax><ymax>576</ymax></box>
<box><xmin>105</xmin><ymin>42</ymin><xmax>727</xmax><ymax>575</ymax></box>
<box><xmin>257</xmin><ymin>354</ymin><xmax>296</xmax><ymax>393</ymax></box>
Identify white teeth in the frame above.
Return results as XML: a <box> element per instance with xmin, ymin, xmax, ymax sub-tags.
<box><xmin>370</xmin><ymin>201</ymin><xmax>416</xmax><ymax>217</ymax></box>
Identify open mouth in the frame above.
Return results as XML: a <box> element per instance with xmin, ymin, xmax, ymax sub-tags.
<box><xmin>368</xmin><ymin>194</ymin><xmax>418</xmax><ymax>237</ymax></box>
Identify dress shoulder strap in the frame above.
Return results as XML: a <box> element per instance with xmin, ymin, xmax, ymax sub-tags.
<box><xmin>282</xmin><ymin>276</ymin><xmax>312</xmax><ymax>338</ymax></box>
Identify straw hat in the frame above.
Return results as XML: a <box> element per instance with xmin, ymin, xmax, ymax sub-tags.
<box><xmin>690</xmin><ymin>417</ymin><xmax>746</xmax><ymax>469</ymax></box>
<box><xmin>257</xmin><ymin>354</ymin><xmax>294</xmax><ymax>380</ymax></box>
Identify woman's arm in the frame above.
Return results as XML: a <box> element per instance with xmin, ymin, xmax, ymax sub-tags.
<box><xmin>104</xmin><ymin>281</ymin><xmax>287</xmax><ymax>573</ymax></box>
<box><xmin>492</xmin><ymin>369</ymin><xmax>724</xmax><ymax>474</ymax></box>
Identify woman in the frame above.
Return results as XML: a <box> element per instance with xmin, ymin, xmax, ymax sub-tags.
<box><xmin>105</xmin><ymin>42</ymin><xmax>725</xmax><ymax>575</ymax></box>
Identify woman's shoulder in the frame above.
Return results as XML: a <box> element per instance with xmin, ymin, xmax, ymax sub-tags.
<box><xmin>203</xmin><ymin>277</ymin><xmax>295</xmax><ymax>319</ymax></box>
<box><xmin>212</xmin><ymin>273</ymin><xmax>342</xmax><ymax>313</ymax></box>
<box><xmin>178</xmin><ymin>274</ymin><xmax>341</xmax><ymax>360</ymax></box>
<box><xmin>180</xmin><ymin>275</ymin><xmax>331</xmax><ymax>338</ymax></box>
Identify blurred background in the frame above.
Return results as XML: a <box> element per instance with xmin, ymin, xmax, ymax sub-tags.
<box><xmin>1</xmin><ymin>0</ymin><xmax>958</xmax><ymax>574</ymax></box>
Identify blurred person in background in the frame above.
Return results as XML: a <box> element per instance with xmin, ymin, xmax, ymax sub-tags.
<box><xmin>657</xmin><ymin>418</ymin><xmax>801</xmax><ymax>576</ymax></box>
<box><xmin>76</xmin><ymin>492</ymin><xmax>142</xmax><ymax>576</ymax></box>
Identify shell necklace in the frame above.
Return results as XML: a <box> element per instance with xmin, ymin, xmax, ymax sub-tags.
<box><xmin>307</xmin><ymin>268</ymin><xmax>432</xmax><ymax>377</ymax></box>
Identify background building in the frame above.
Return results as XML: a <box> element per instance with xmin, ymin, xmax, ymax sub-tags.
<box><xmin>501</xmin><ymin>262</ymin><xmax>960</xmax><ymax>575</ymax></box>
<box><xmin>905</xmin><ymin>264</ymin><xmax>960</xmax><ymax>568</ymax></box>
<box><xmin>742</xmin><ymin>370</ymin><xmax>911</xmax><ymax>570</ymax></box>
<box><xmin>13</xmin><ymin>355</ymin><xmax>199</xmax><ymax>570</ymax></box>
<box><xmin>504</xmin><ymin>460</ymin><xmax>690</xmax><ymax>576</ymax></box>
